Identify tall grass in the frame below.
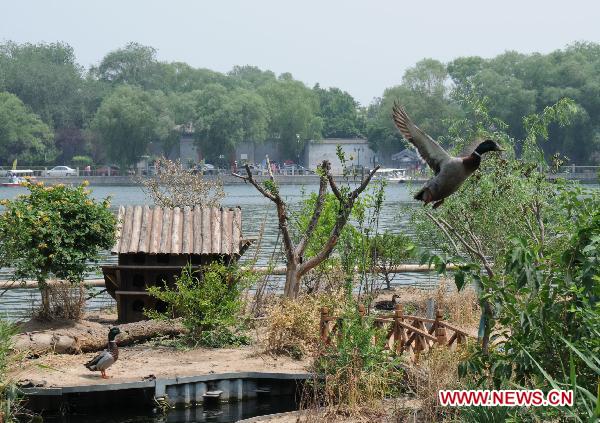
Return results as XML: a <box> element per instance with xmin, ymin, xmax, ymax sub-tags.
<box><xmin>305</xmin><ymin>302</ymin><xmax>403</xmax><ymax>419</ymax></box>
<box><xmin>0</xmin><ymin>318</ymin><xmax>17</xmax><ymax>423</ymax></box>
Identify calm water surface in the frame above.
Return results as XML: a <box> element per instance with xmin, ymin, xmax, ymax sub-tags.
<box><xmin>0</xmin><ymin>182</ymin><xmax>450</xmax><ymax>320</ymax></box>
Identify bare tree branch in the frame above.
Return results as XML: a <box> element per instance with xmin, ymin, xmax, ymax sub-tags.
<box><xmin>349</xmin><ymin>166</ymin><xmax>380</xmax><ymax>201</ymax></box>
<box><xmin>232</xmin><ymin>165</ymin><xmax>276</xmax><ymax>202</ymax></box>
<box><xmin>296</xmin><ymin>171</ymin><xmax>328</xmax><ymax>256</ymax></box>
<box><xmin>299</xmin><ymin>164</ymin><xmax>380</xmax><ymax>277</ymax></box>
<box><xmin>425</xmin><ymin>210</ymin><xmax>461</xmax><ymax>255</ymax></box>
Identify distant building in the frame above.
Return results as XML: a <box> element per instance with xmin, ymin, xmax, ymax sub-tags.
<box><xmin>304</xmin><ymin>138</ymin><xmax>376</xmax><ymax>174</ymax></box>
<box><xmin>234</xmin><ymin>141</ymin><xmax>283</xmax><ymax>165</ymax></box>
<box><xmin>179</xmin><ymin>133</ymin><xmax>201</xmax><ymax>167</ymax></box>
<box><xmin>391</xmin><ymin>148</ymin><xmax>424</xmax><ymax>171</ymax></box>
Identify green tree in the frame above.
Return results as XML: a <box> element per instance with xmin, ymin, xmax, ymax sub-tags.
<box><xmin>91</xmin><ymin>85</ymin><xmax>158</xmax><ymax>167</ymax></box>
<box><xmin>227</xmin><ymin>65</ymin><xmax>276</xmax><ymax>89</ymax></box>
<box><xmin>0</xmin><ymin>92</ymin><xmax>55</xmax><ymax>164</ymax></box>
<box><xmin>367</xmin><ymin>59</ymin><xmax>461</xmax><ymax>157</ymax></box>
<box><xmin>0</xmin><ymin>182</ymin><xmax>116</xmax><ymax>317</ymax></box>
<box><xmin>370</xmin><ymin>232</ymin><xmax>414</xmax><ymax>289</ymax></box>
<box><xmin>0</xmin><ymin>41</ymin><xmax>86</xmax><ymax>129</ymax></box>
<box><xmin>314</xmin><ymin>85</ymin><xmax>363</xmax><ymax>138</ymax></box>
<box><xmin>191</xmin><ymin>85</ymin><xmax>269</xmax><ymax>161</ymax></box>
<box><xmin>259</xmin><ymin>78</ymin><xmax>322</xmax><ymax>160</ymax></box>
<box><xmin>93</xmin><ymin>42</ymin><xmax>159</xmax><ymax>88</ymax></box>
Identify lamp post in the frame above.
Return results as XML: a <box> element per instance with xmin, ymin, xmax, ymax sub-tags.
<box><xmin>353</xmin><ymin>147</ymin><xmax>363</xmax><ymax>167</ymax></box>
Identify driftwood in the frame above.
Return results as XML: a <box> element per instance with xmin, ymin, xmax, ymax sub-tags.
<box><xmin>13</xmin><ymin>318</ymin><xmax>185</xmax><ymax>355</ymax></box>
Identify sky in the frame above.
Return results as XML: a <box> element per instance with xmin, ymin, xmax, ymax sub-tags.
<box><xmin>1</xmin><ymin>0</ymin><xmax>599</xmax><ymax>105</ymax></box>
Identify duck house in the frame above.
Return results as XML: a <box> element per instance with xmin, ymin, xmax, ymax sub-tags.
<box><xmin>102</xmin><ymin>205</ymin><xmax>253</xmax><ymax>323</ymax></box>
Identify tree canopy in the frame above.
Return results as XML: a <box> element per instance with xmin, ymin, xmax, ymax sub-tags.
<box><xmin>0</xmin><ymin>40</ymin><xmax>599</xmax><ymax>166</ymax></box>
<box><xmin>0</xmin><ymin>92</ymin><xmax>55</xmax><ymax>164</ymax></box>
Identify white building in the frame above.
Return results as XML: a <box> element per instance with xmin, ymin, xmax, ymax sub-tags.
<box><xmin>304</xmin><ymin>138</ymin><xmax>376</xmax><ymax>174</ymax></box>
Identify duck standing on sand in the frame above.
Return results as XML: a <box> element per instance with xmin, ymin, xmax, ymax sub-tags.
<box><xmin>392</xmin><ymin>103</ymin><xmax>504</xmax><ymax>208</ymax></box>
<box><xmin>85</xmin><ymin>327</ymin><xmax>121</xmax><ymax>379</ymax></box>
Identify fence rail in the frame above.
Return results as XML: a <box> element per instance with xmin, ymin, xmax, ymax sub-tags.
<box><xmin>320</xmin><ymin>304</ymin><xmax>470</xmax><ymax>362</ymax></box>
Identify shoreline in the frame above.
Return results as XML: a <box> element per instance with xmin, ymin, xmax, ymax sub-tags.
<box><xmin>1</xmin><ymin>173</ymin><xmax>596</xmax><ymax>187</ymax></box>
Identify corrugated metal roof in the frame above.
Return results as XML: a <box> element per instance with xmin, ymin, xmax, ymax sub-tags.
<box><xmin>111</xmin><ymin>205</ymin><xmax>247</xmax><ymax>256</ymax></box>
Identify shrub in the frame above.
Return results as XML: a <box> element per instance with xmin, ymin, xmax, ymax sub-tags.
<box><xmin>146</xmin><ymin>263</ymin><xmax>251</xmax><ymax>348</ymax></box>
<box><xmin>0</xmin><ymin>181</ymin><xmax>116</xmax><ymax>318</ymax></box>
<box><xmin>458</xmin><ymin>186</ymin><xmax>600</xmax><ymax>421</ymax></box>
<box><xmin>46</xmin><ymin>282</ymin><xmax>87</xmax><ymax>320</ymax></box>
<box><xmin>264</xmin><ymin>291</ymin><xmax>346</xmax><ymax>359</ymax></box>
<box><xmin>307</xmin><ymin>301</ymin><xmax>403</xmax><ymax>417</ymax></box>
<box><xmin>406</xmin><ymin>346</ymin><xmax>469</xmax><ymax>422</ymax></box>
<box><xmin>0</xmin><ymin>318</ymin><xmax>18</xmax><ymax>423</ymax></box>
<box><xmin>370</xmin><ymin>232</ymin><xmax>415</xmax><ymax>290</ymax></box>
<box><xmin>140</xmin><ymin>157</ymin><xmax>224</xmax><ymax>208</ymax></box>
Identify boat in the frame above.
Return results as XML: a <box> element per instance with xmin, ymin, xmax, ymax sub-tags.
<box><xmin>374</xmin><ymin>168</ymin><xmax>411</xmax><ymax>183</ymax></box>
<box><xmin>1</xmin><ymin>170</ymin><xmax>36</xmax><ymax>187</ymax></box>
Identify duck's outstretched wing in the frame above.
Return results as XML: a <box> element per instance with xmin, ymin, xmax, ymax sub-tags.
<box><xmin>392</xmin><ymin>102</ymin><xmax>451</xmax><ymax>175</ymax></box>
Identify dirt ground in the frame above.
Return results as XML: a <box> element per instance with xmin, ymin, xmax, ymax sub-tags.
<box><xmin>9</xmin><ymin>285</ymin><xmax>477</xmax><ymax>389</ymax></box>
<box><xmin>10</xmin><ymin>310</ymin><xmax>309</xmax><ymax>388</ymax></box>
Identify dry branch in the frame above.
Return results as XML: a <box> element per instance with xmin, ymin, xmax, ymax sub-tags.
<box><xmin>233</xmin><ymin>160</ymin><xmax>379</xmax><ymax>298</ymax></box>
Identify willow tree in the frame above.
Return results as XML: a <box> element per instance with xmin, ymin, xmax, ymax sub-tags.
<box><xmin>234</xmin><ymin>160</ymin><xmax>379</xmax><ymax>298</ymax></box>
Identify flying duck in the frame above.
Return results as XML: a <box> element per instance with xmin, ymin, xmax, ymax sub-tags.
<box><xmin>85</xmin><ymin>327</ymin><xmax>121</xmax><ymax>379</ymax></box>
<box><xmin>392</xmin><ymin>103</ymin><xmax>504</xmax><ymax>208</ymax></box>
<box><xmin>374</xmin><ymin>294</ymin><xmax>400</xmax><ymax>311</ymax></box>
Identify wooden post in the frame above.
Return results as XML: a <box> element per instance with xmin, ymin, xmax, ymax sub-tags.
<box><xmin>394</xmin><ymin>304</ymin><xmax>404</xmax><ymax>354</ymax></box>
<box><xmin>320</xmin><ymin>307</ymin><xmax>329</xmax><ymax>344</ymax></box>
<box><xmin>358</xmin><ymin>303</ymin><xmax>366</xmax><ymax>317</ymax></box>
<box><xmin>413</xmin><ymin>334</ymin><xmax>422</xmax><ymax>364</ymax></box>
<box><xmin>435</xmin><ymin>308</ymin><xmax>447</xmax><ymax>345</ymax></box>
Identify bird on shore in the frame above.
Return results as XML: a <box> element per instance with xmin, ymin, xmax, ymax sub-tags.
<box><xmin>85</xmin><ymin>327</ymin><xmax>121</xmax><ymax>379</ymax></box>
<box><xmin>374</xmin><ymin>294</ymin><xmax>400</xmax><ymax>311</ymax></box>
<box><xmin>392</xmin><ymin>103</ymin><xmax>504</xmax><ymax>208</ymax></box>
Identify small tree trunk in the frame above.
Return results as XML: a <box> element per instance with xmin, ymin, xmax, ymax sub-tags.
<box><xmin>283</xmin><ymin>262</ymin><xmax>300</xmax><ymax>298</ymax></box>
<box><xmin>40</xmin><ymin>285</ymin><xmax>51</xmax><ymax>318</ymax></box>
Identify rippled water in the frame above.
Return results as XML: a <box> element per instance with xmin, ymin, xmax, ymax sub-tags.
<box><xmin>0</xmin><ymin>182</ymin><xmax>442</xmax><ymax>320</ymax></box>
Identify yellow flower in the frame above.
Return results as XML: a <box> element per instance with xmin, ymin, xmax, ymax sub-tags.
<box><xmin>82</xmin><ymin>180</ymin><xmax>90</xmax><ymax>187</ymax></box>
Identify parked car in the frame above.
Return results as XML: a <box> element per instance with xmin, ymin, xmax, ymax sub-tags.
<box><xmin>45</xmin><ymin>166</ymin><xmax>78</xmax><ymax>177</ymax></box>
<box><xmin>96</xmin><ymin>165</ymin><xmax>121</xmax><ymax>176</ymax></box>
<box><xmin>191</xmin><ymin>163</ymin><xmax>216</xmax><ymax>175</ymax></box>
<box><xmin>283</xmin><ymin>164</ymin><xmax>314</xmax><ymax>175</ymax></box>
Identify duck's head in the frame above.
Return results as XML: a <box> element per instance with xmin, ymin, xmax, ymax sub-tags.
<box><xmin>108</xmin><ymin>327</ymin><xmax>121</xmax><ymax>342</ymax></box>
<box><xmin>475</xmin><ymin>139</ymin><xmax>504</xmax><ymax>155</ymax></box>
<box><xmin>392</xmin><ymin>294</ymin><xmax>400</xmax><ymax>303</ymax></box>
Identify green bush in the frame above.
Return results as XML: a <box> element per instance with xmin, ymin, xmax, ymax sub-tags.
<box><xmin>310</xmin><ymin>301</ymin><xmax>402</xmax><ymax>416</ymax></box>
<box><xmin>0</xmin><ymin>181</ymin><xmax>116</xmax><ymax>317</ymax></box>
<box><xmin>459</xmin><ymin>186</ymin><xmax>600</xmax><ymax>421</ymax></box>
<box><xmin>0</xmin><ymin>318</ymin><xmax>18</xmax><ymax>423</ymax></box>
<box><xmin>146</xmin><ymin>263</ymin><xmax>251</xmax><ymax>348</ymax></box>
<box><xmin>370</xmin><ymin>232</ymin><xmax>414</xmax><ymax>289</ymax></box>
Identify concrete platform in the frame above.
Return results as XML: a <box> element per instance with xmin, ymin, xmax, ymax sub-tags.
<box><xmin>23</xmin><ymin>371</ymin><xmax>311</xmax><ymax>411</ymax></box>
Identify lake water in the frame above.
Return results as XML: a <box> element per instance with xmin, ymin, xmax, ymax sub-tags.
<box><xmin>0</xmin><ymin>181</ymin><xmax>466</xmax><ymax>320</ymax></box>
<box><xmin>1</xmin><ymin>181</ymin><xmax>597</xmax><ymax>319</ymax></box>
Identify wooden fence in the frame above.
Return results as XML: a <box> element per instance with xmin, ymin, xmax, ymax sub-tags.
<box><xmin>319</xmin><ymin>304</ymin><xmax>470</xmax><ymax>362</ymax></box>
